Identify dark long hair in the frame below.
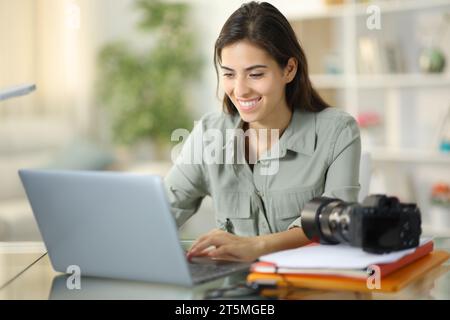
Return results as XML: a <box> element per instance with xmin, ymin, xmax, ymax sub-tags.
<box><xmin>214</xmin><ymin>1</ymin><xmax>330</xmax><ymax>114</ymax></box>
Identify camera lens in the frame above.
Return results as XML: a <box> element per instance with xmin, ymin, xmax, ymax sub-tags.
<box><xmin>302</xmin><ymin>197</ymin><xmax>347</xmax><ymax>245</ymax></box>
<box><xmin>318</xmin><ymin>201</ymin><xmax>346</xmax><ymax>244</ymax></box>
<box><xmin>302</xmin><ymin>197</ymin><xmax>336</xmax><ymax>243</ymax></box>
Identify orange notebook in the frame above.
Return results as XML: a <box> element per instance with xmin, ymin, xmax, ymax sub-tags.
<box><xmin>247</xmin><ymin>250</ymin><xmax>450</xmax><ymax>293</ymax></box>
<box><xmin>251</xmin><ymin>240</ymin><xmax>435</xmax><ymax>280</ymax></box>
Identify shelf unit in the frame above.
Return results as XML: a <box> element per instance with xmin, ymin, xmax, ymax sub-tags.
<box><xmin>367</xmin><ymin>147</ymin><xmax>450</xmax><ymax>165</ymax></box>
<box><xmin>277</xmin><ymin>0</ymin><xmax>450</xmax><ymax>20</ymax></box>
<box><xmin>283</xmin><ymin>0</ymin><xmax>450</xmax><ymax>161</ymax></box>
<box><xmin>282</xmin><ymin>0</ymin><xmax>450</xmax><ymax>228</ymax></box>
<box><xmin>310</xmin><ymin>73</ymin><xmax>450</xmax><ymax>89</ymax></box>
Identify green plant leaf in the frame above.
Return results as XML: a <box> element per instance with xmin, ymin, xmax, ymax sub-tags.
<box><xmin>96</xmin><ymin>0</ymin><xmax>202</xmax><ymax>147</ymax></box>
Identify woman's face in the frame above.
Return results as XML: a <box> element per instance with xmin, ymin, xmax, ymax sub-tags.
<box><xmin>220</xmin><ymin>40</ymin><xmax>296</xmax><ymax>127</ymax></box>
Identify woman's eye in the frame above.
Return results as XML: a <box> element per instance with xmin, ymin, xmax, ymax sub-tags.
<box><xmin>223</xmin><ymin>73</ymin><xmax>234</xmax><ymax>78</ymax></box>
<box><xmin>250</xmin><ymin>73</ymin><xmax>264</xmax><ymax>78</ymax></box>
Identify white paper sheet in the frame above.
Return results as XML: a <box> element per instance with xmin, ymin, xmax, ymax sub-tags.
<box><xmin>259</xmin><ymin>238</ymin><xmax>432</xmax><ymax>269</ymax></box>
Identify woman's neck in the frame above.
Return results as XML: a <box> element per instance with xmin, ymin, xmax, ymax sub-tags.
<box><xmin>248</xmin><ymin>104</ymin><xmax>293</xmax><ymax>137</ymax></box>
<box><xmin>243</xmin><ymin>103</ymin><xmax>293</xmax><ymax>167</ymax></box>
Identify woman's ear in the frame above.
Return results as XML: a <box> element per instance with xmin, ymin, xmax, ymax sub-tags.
<box><xmin>284</xmin><ymin>57</ymin><xmax>298</xmax><ymax>84</ymax></box>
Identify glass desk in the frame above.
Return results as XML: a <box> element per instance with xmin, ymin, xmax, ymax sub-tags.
<box><xmin>0</xmin><ymin>238</ymin><xmax>449</xmax><ymax>300</ymax></box>
<box><xmin>0</xmin><ymin>242</ymin><xmax>46</xmax><ymax>291</ymax></box>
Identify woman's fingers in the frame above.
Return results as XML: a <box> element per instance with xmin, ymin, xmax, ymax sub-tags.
<box><xmin>189</xmin><ymin>236</ymin><xmax>223</xmax><ymax>255</ymax></box>
<box><xmin>187</xmin><ymin>245</ymin><xmax>213</xmax><ymax>260</ymax></box>
<box><xmin>208</xmin><ymin>245</ymin><xmax>241</xmax><ymax>261</ymax></box>
<box><xmin>189</xmin><ymin>246</ymin><xmax>214</xmax><ymax>258</ymax></box>
<box><xmin>188</xmin><ymin>231</ymin><xmax>213</xmax><ymax>251</ymax></box>
<box><xmin>190</xmin><ymin>229</ymin><xmax>227</xmax><ymax>250</ymax></box>
<box><xmin>187</xmin><ymin>230</ymin><xmax>232</xmax><ymax>258</ymax></box>
<box><xmin>188</xmin><ymin>229</ymin><xmax>223</xmax><ymax>252</ymax></box>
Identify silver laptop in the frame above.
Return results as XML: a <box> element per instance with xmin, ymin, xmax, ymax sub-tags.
<box><xmin>18</xmin><ymin>169</ymin><xmax>250</xmax><ymax>287</ymax></box>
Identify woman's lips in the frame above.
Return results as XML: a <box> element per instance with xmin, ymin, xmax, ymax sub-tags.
<box><xmin>237</xmin><ymin>97</ymin><xmax>262</xmax><ymax>112</ymax></box>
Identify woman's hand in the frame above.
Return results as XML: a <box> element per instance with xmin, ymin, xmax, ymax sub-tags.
<box><xmin>186</xmin><ymin>229</ymin><xmax>265</xmax><ymax>262</ymax></box>
<box><xmin>186</xmin><ymin>227</ymin><xmax>312</xmax><ymax>262</ymax></box>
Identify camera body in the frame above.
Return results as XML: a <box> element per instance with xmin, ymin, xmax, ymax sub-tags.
<box><xmin>301</xmin><ymin>195</ymin><xmax>422</xmax><ymax>254</ymax></box>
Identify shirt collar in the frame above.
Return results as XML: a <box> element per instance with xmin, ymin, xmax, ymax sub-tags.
<box><xmin>282</xmin><ymin>108</ymin><xmax>316</xmax><ymax>156</ymax></box>
<box><xmin>225</xmin><ymin>108</ymin><xmax>316</xmax><ymax>158</ymax></box>
<box><xmin>223</xmin><ymin>113</ymin><xmax>245</xmax><ymax>149</ymax></box>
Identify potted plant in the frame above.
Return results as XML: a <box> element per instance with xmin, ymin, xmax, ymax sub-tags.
<box><xmin>97</xmin><ymin>0</ymin><xmax>202</xmax><ymax>162</ymax></box>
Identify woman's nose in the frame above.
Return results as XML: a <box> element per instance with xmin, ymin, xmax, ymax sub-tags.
<box><xmin>234</xmin><ymin>77</ymin><xmax>251</xmax><ymax>97</ymax></box>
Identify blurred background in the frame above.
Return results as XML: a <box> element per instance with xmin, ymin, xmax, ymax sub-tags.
<box><xmin>0</xmin><ymin>0</ymin><xmax>449</xmax><ymax>243</ymax></box>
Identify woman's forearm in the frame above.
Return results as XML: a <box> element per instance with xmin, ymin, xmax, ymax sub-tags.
<box><xmin>257</xmin><ymin>227</ymin><xmax>312</xmax><ymax>256</ymax></box>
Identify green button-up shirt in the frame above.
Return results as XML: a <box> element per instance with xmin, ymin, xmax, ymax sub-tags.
<box><xmin>164</xmin><ymin>107</ymin><xmax>361</xmax><ymax>236</ymax></box>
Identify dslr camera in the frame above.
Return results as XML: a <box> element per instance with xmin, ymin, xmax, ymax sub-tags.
<box><xmin>301</xmin><ymin>195</ymin><xmax>421</xmax><ymax>254</ymax></box>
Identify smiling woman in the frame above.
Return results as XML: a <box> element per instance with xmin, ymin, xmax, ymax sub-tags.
<box><xmin>164</xmin><ymin>1</ymin><xmax>361</xmax><ymax>262</ymax></box>
<box><xmin>220</xmin><ymin>41</ymin><xmax>292</xmax><ymax>128</ymax></box>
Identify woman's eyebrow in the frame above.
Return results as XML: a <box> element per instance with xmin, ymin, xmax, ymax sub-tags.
<box><xmin>220</xmin><ymin>65</ymin><xmax>268</xmax><ymax>72</ymax></box>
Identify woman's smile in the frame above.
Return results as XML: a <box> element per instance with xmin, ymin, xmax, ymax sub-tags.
<box><xmin>236</xmin><ymin>97</ymin><xmax>262</xmax><ymax>112</ymax></box>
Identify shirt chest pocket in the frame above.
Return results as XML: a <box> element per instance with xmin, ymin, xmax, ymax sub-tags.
<box><xmin>267</xmin><ymin>186</ymin><xmax>322</xmax><ymax>233</ymax></box>
<box><xmin>214</xmin><ymin>192</ymin><xmax>255</xmax><ymax>237</ymax></box>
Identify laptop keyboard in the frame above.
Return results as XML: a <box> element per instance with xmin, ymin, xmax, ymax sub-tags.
<box><xmin>188</xmin><ymin>258</ymin><xmax>250</xmax><ymax>284</ymax></box>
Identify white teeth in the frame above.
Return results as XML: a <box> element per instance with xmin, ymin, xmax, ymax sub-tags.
<box><xmin>239</xmin><ymin>98</ymin><xmax>260</xmax><ymax>108</ymax></box>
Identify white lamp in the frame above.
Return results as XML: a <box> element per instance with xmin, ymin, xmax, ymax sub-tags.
<box><xmin>0</xmin><ymin>83</ymin><xmax>36</xmax><ymax>101</ymax></box>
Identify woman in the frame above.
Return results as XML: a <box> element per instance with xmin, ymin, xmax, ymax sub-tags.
<box><xmin>164</xmin><ymin>2</ymin><xmax>361</xmax><ymax>261</ymax></box>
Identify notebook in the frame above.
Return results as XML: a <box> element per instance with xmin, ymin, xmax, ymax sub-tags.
<box><xmin>247</xmin><ymin>250</ymin><xmax>450</xmax><ymax>293</ymax></box>
<box><xmin>251</xmin><ymin>240</ymin><xmax>434</xmax><ymax>279</ymax></box>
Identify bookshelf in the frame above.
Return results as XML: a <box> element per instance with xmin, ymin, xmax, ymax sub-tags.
<box><xmin>311</xmin><ymin>73</ymin><xmax>450</xmax><ymax>89</ymax></box>
<box><xmin>281</xmin><ymin>0</ymin><xmax>450</xmax><ymax>234</ymax></box>
<box><xmin>286</xmin><ymin>0</ymin><xmax>450</xmax><ymax>154</ymax></box>
<box><xmin>282</xmin><ymin>1</ymin><xmax>450</xmax><ymax>155</ymax></box>
<box><xmin>368</xmin><ymin>147</ymin><xmax>450</xmax><ymax>165</ymax></box>
<box><xmin>277</xmin><ymin>0</ymin><xmax>450</xmax><ymax>20</ymax></box>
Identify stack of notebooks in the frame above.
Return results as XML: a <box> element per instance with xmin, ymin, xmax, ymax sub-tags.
<box><xmin>247</xmin><ymin>238</ymin><xmax>450</xmax><ymax>294</ymax></box>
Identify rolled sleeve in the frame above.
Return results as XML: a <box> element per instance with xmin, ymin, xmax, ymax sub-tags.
<box><xmin>164</xmin><ymin>121</ymin><xmax>209</xmax><ymax>228</ymax></box>
<box><xmin>323</xmin><ymin>116</ymin><xmax>361</xmax><ymax>202</ymax></box>
<box><xmin>287</xmin><ymin>217</ymin><xmax>302</xmax><ymax>230</ymax></box>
